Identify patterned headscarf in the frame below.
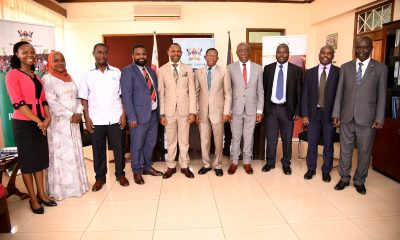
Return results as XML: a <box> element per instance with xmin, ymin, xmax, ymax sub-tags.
<box><xmin>46</xmin><ymin>51</ymin><xmax>71</xmax><ymax>82</ymax></box>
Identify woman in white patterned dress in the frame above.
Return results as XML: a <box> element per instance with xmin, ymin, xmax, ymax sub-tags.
<box><xmin>42</xmin><ymin>51</ymin><xmax>89</xmax><ymax>200</ymax></box>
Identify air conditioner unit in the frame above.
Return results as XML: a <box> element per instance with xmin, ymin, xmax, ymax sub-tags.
<box><xmin>134</xmin><ymin>5</ymin><xmax>181</xmax><ymax>21</ymax></box>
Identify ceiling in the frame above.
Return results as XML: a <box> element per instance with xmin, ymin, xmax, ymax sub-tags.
<box><xmin>55</xmin><ymin>0</ymin><xmax>314</xmax><ymax>3</ymax></box>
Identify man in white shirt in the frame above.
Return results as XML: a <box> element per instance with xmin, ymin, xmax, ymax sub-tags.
<box><xmin>79</xmin><ymin>43</ymin><xmax>129</xmax><ymax>191</ymax></box>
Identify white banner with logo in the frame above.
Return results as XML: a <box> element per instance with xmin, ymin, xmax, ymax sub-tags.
<box><xmin>0</xmin><ymin>20</ymin><xmax>55</xmax><ymax>147</ymax></box>
<box><xmin>172</xmin><ymin>38</ymin><xmax>215</xmax><ymax>69</ymax></box>
<box><xmin>262</xmin><ymin>35</ymin><xmax>307</xmax><ymax>69</ymax></box>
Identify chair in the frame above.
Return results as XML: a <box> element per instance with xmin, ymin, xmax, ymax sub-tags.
<box><xmin>297</xmin><ymin>124</ymin><xmax>340</xmax><ymax>161</ymax></box>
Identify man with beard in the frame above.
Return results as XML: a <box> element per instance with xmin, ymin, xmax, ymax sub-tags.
<box><xmin>120</xmin><ymin>45</ymin><xmax>163</xmax><ymax>185</ymax></box>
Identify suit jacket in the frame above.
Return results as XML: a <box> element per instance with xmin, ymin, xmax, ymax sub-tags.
<box><xmin>332</xmin><ymin>59</ymin><xmax>387</xmax><ymax>126</ymax></box>
<box><xmin>263</xmin><ymin>62</ymin><xmax>302</xmax><ymax>119</ymax></box>
<box><xmin>228</xmin><ymin>61</ymin><xmax>264</xmax><ymax>116</ymax></box>
<box><xmin>158</xmin><ymin>62</ymin><xmax>196</xmax><ymax>118</ymax></box>
<box><xmin>301</xmin><ymin>64</ymin><xmax>340</xmax><ymax>121</ymax></box>
<box><xmin>120</xmin><ymin>64</ymin><xmax>159</xmax><ymax>124</ymax></box>
<box><xmin>195</xmin><ymin>65</ymin><xmax>232</xmax><ymax>124</ymax></box>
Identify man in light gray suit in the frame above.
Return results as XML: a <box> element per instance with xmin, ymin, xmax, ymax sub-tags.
<box><xmin>227</xmin><ymin>42</ymin><xmax>264</xmax><ymax>175</ymax></box>
<box><xmin>332</xmin><ymin>36</ymin><xmax>387</xmax><ymax>195</ymax></box>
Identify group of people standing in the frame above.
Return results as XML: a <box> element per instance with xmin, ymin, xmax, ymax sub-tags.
<box><xmin>5</xmin><ymin>35</ymin><xmax>386</xmax><ymax>214</ymax></box>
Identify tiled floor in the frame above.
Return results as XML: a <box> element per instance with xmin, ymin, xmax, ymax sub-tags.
<box><xmin>1</xmin><ymin>142</ymin><xmax>400</xmax><ymax>240</ymax></box>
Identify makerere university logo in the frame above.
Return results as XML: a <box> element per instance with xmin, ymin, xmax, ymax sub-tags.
<box><xmin>186</xmin><ymin>48</ymin><xmax>202</xmax><ymax>61</ymax></box>
<box><xmin>18</xmin><ymin>30</ymin><xmax>33</xmax><ymax>42</ymax></box>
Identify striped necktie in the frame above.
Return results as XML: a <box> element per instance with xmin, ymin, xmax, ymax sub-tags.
<box><xmin>172</xmin><ymin>63</ymin><xmax>178</xmax><ymax>82</ymax></box>
<box><xmin>142</xmin><ymin>67</ymin><xmax>156</xmax><ymax>104</ymax></box>
<box><xmin>356</xmin><ymin>62</ymin><xmax>363</xmax><ymax>86</ymax></box>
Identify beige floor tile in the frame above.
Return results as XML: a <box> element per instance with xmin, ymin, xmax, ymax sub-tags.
<box><xmin>11</xmin><ymin>232</ymin><xmax>82</xmax><ymax>240</ymax></box>
<box><xmin>19</xmin><ymin>200</ymin><xmax>101</xmax><ymax>232</ymax></box>
<box><xmin>81</xmin><ymin>231</ymin><xmax>153</xmax><ymax>240</ymax></box>
<box><xmin>87</xmin><ymin>200</ymin><xmax>158</xmax><ymax>231</ymax></box>
<box><xmin>352</xmin><ymin>216</ymin><xmax>400</xmax><ymax>240</ymax></box>
<box><xmin>224</xmin><ymin>224</ymin><xmax>298</xmax><ymax>240</ymax></box>
<box><xmin>210</xmin><ymin>173</ymin><xmax>267</xmax><ymax>198</ymax></box>
<box><xmin>257</xmin><ymin>172</ymin><xmax>317</xmax><ymax>195</ymax></box>
<box><xmin>369</xmin><ymin>188</ymin><xmax>400</xmax><ymax>208</ymax></box>
<box><xmin>106</xmin><ymin>177</ymin><xmax>162</xmax><ymax>201</ymax></box>
<box><xmin>270</xmin><ymin>192</ymin><xmax>346</xmax><ymax>223</ymax></box>
<box><xmin>0</xmin><ymin>233</ymin><xmax>11</xmax><ymax>240</ymax></box>
<box><xmin>291</xmin><ymin>220</ymin><xmax>372</xmax><ymax>240</ymax></box>
<box><xmin>5</xmin><ymin>199</ymin><xmax>34</xmax><ymax>234</ymax></box>
<box><xmin>216</xmin><ymin>197</ymin><xmax>286</xmax><ymax>227</ymax></box>
<box><xmin>320</xmin><ymin>190</ymin><xmax>400</xmax><ymax>219</ymax></box>
<box><xmin>160</xmin><ymin>175</ymin><xmax>213</xmax><ymax>199</ymax></box>
<box><xmin>155</xmin><ymin>198</ymin><xmax>220</xmax><ymax>229</ymax></box>
<box><xmin>153</xmin><ymin>228</ymin><xmax>225</xmax><ymax>240</ymax></box>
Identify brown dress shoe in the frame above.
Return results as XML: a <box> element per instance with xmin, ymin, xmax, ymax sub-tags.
<box><xmin>180</xmin><ymin>168</ymin><xmax>194</xmax><ymax>178</ymax></box>
<box><xmin>117</xmin><ymin>176</ymin><xmax>129</xmax><ymax>187</ymax></box>
<box><xmin>227</xmin><ymin>163</ymin><xmax>237</xmax><ymax>175</ymax></box>
<box><xmin>163</xmin><ymin>167</ymin><xmax>177</xmax><ymax>179</ymax></box>
<box><xmin>92</xmin><ymin>180</ymin><xmax>105</xmax><ymax>192</ymax></box>
<box><xmin>142</xmin><ymin>167</ymin><xmax>163</xmax><ymax>176</ymax></box>
<box><xmin>244</xmin><ymin>164</ymin><xmax>253</xmax><ymax>174</ymax></box>
<box><xmin>133</xmin><ymin>173</ymin><xmax>145</xmax><ymax>185</ymax></box>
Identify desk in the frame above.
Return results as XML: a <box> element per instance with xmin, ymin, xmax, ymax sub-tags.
<box><xmin>0</xmin><ymin>155</ymin><xmax>29</xmax><ymax>199</ymax></box>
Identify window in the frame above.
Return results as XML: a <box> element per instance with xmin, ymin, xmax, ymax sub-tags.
<box><xmin>357</xmin><ymin>2</ymin><xmax>393</xmax><ymax>34</ymax></box>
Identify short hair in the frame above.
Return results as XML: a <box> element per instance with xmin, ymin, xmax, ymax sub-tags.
<box><xmin>169</xmin><ymin>43</ymin><xmax>181</xmax><ymax>49</ymax></box>
<box><xmin>320</xmin><ymin>45</ymin><xmax>335</xmax><ymax>53</ymax></box>
<box><xmin>132</xmin><ymin>44</ymin><xmax>146</xmax><ymax>53</ymax></box>
<box><xmin>206</xmin><ymin>48</ymin><xmax>218</xmax><ymax>55</ymax></box>
<box><xmin>357</xmin><ymin>36</ymin><xmax>373</xmax><ymax>47</ymax></box>
<box><xmin>10</xmin><ymin>41</ymin><xmax>35</xmax><ymax>71</ymax></box>
<box><xmin>277</xmin><ymin>43</ymin><xmax>289</xmax><ymax>51</ymax></box>
<box><xmin>93</xmin><ymin>43</ymin><xmax>108</xmax><ymax>53</ymax></box>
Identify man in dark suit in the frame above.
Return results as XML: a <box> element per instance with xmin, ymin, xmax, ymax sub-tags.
<box><xmin>121</xmin><ymin>45</ymin><xmax>163</xmax><ymax>185</ymax></box>
<box><xmin>301</xmin><ymin>45</ymin><xmax>339</xmax><ymax>182</ymax></box>
<box><xmin>332</xmin><ymin>36</ymin><xmax>387</xmax><ymax>194</ymax></box>
<box><xmin>262</xmin><ymin>43</ymin><xmax>302</xmax><ymax>175</ymax></box>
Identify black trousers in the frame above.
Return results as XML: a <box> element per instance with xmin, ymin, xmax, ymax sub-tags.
<box><xmin>91</xmin><ymin>123</ymin><xmax>125</xmax><ymax>181</ymax></box>
<box><xmin>265</xmin><ymin>105</ymin><xmax>294</xmax><ymax>168</ymax></box>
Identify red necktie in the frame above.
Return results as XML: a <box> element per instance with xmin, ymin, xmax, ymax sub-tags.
<box><xmin>142</xmin><ymin>67</ymin><xmax>156</xmax><ymax>103</ymax></box>
<box><xmin>242</xmin><ymin>63</ymin><xmax>247</xmax><ymax>86</ymax></box>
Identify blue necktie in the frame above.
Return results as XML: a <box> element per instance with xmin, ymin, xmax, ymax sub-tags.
<box><xmin>356</xmin><ymin>62</ymin><xmax>363</xmax><ymax>86</ymax></box>
<box><xmin>207</xmin><ymin>67</ymin><xmax>212</xmax><ymax>90</ymax></box>
<box><xmin>276</xmin><ymin>65</ymin><xmax>284</xmax><ymax>100</ymax></box>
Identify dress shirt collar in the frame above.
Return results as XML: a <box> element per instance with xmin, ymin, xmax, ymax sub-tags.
<box><xmin>356</xmin><ymin>57</ymin><xmax>371</xmax><ymax>67</ymax></box>
<box><xmin>319</xmin><ymin>63</ymin><xmax>331</xmax><ymax>71</ymax></box>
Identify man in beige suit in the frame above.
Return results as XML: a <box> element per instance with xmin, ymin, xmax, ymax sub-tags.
<box><xmin>158</xmin><ymin>43</ymin><xmax>196</xmax><ymax>179</ymax></box>
<box><xmin>195</xmin><ymin>48</ymin><xmax>232</xmax><ymax>177</ymax></box>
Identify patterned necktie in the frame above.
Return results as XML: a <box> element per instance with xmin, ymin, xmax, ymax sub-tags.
<box><xmin>142</xmin><ymin>67</ymin><xmax>156</xmax><ymax>104</ymax></box>
<box><xmin>242</xmin><ymin>63</ymin><xmax>247</xmax><ymax>86</ymax></box>
<box><xmin>318</xmin><ymin>66</ymin><xmax>327</xmax><ymax>107</ymax></box>
<box><xmin>357</xmin><ymin>62</ymin><xmax>363</xmax><ymax>86</ymax></box>
<box><xmin>172</xmin><ymin>63</ymin><xmax>178</xmax><ymax>82</ymax></box>
<box><xmin>207</xmin><ymin>67</ymin><xmax>212</xmax><ymax>90</ymax></box>
<box><xmin>276</xmin><ymin>65</ymin><xmax>284</xmax><ymax>100</ymax></box>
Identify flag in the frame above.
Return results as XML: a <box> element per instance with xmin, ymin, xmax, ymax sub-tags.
<box><xmin>227</xmin><ymin>32</ymin><xmax>233</xmax><ymax>66</ymax></box>
<box><xmin>151</xmin><ymin>33</ymin><xmax>159</xmax><ymax>72</ymax></box>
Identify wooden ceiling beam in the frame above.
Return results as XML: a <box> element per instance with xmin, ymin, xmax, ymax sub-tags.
<box><xmin>33</xmin><ymin>0</ymin><xmax>67</xmax><ymax>17</ymax></box>
<box><xmin>56</xmin><ymin>0</ymin><xmax>314</xmax><ymax>4</ymax></box>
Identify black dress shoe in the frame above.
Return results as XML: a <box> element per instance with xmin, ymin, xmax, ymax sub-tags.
<box><xmin>215</xmin><ymin>169</ymin><xmax>223</xmax><ymax>177</ymax></box>
<box><xmin>181</xmin><ymin>168</ymin><xmax>195</xmax><ymax>178</ymax></box>
<box><xmin>198</xmin><ymin>167</ymin><xmax>212</xmax><ymax>175</ymax></box>
<box><xmin>322</xmin><ymin>172</ymin><xmax>331</xmax><ymax>182</ymax></box>
<box><xmin>282</xmin><ymin>166</ymin><xmax>292</xmax><ymax>175</ymax></box>
<box><xmin>133</xmin><ymin>173</ymin><xmax>145</xmax><ymax>185</ymax></box>
<box><xmin>304</xmin><ymin>170</ymin><xmax>316</xmax><ymax>180</ymax></box>
<box><xmin>163</xmin><ymin>167</ymin><xmax>177</xmax><ymax>179</ymax></box>
<box><xmin>261</xmin><ymin>164</ymin><xmax>275</xmax><ymax>172</ymax></box>
<box><xmin>142</xmin><ymin>167</ymin><xmax>163</xmax><ymax>176</ymax></box>
<box><xmin>29</xmin><ymin>200</ymin><xmax>44</xmax><ymax>214</ymax></box>
<box><xmin>38</xmin><ymin>197</ymin><xmax>57</xmax><ymax>207</ymax></box>
<box><xmin>354</xmin><ymin>184</ymin><xmax>366</xmax><ymax>195</ymax></box>
<box><xmin>334</xmin><ymin>181</ymin><xmax>350</xmax><ymax>191</ymax></box>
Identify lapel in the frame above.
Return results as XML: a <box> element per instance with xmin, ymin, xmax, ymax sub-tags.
<box><xmin>165</xmin><ymin>62</ymin><xmax>176</xmax><ymax>84</ymax></box>
<box><xmin>312</xmin><ymin>66</ymin><xmax>319</xmax><ymax>97</ymax></box>
<box><xmin>249</xmin><ymin>62</ymin><xmax>256</xmax><ymax>86</ymax></box>
<box><xmin>131</xmin><ymin>64</ymin><xmax>148</xmax><ymax>87</ymax></box>
<box><xmin>268</xmin><ymin>62</ymin><xmax>276</xmax><ymax>90</ymax></box>
<box><xmin>362</xmin><ymin>59</ymin><xmax>376</xmax><ymax>85</ymax></box>
<box><xmin>286</xmin><ymin>62</ymin><xmax>293</xmax><ymax>92</ymax></box>
<box><xmin>234</xmin><ymin>62</ymin><xmax>246</xmax><ymax>86</ymax></box>
<box><xmin>199</xmin><ymin>67</ymin><xmax>208</xmax><ymax>93</ymax></box>
<box><xmin>210</xmin><ymin>65</ymin><xmax>221</xmax><ymax>93</ymax></box>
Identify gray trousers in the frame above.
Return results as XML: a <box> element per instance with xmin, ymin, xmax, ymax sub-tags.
<box><xmin>339</xmin><ymin>120</ymin><xmax>376</xmax><ymax>185</ymax></box>
<box><xmin>230</xmin><ymin>113</ymin><xmax>256</xmax><ymax>164</ymax></box>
